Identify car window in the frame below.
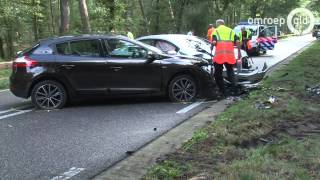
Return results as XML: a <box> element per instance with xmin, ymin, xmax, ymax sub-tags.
<box><xmin>105</xmin><ymin>39</ymin><xmax>148</xmax><ymax>59</ymax></box>
<box><xmin>139</xmin><ymin>39</ymin><xmax>155</xmax><ymax>46</ymax></box>
<box><xmin>314</xmin><ymin>25</ymin><xmax>320</xmax><ymax>30</ymax></box>
<box><xmin>56</xmin><ymin>42</ymin><xmax>71</xmax><ymax>55</ymax></box>
<box><xmin>70</xmin><ymin>40</ymin><xmax>101</xmax><ymax>57</ymax></box>
<box><xmin>260</xmin><ymin>27</ymin><xmax>273</xmax><ymax>37</ymax></box>
<box><xmin>155</xmin><ymin>40</ymin><xmax>177</xmax><ymax>53</ymax></box>
<box><xmin>56</xmin><ymin>40</ymin><xmax>101</xmax><ymax>57</ymax></box>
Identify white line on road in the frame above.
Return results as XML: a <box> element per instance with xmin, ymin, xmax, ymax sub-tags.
<box><xmin>51</xmin><ymin>167</ymin><xmax>85</xmax><ymax>180</ymax></box>
<box><xmin>0</xmin><ymin>89</ymin><xmax>9</xmax><ymax>93</ymax></box>
<box><xmin>176</xmin><ymin>101</ymin><xmax>204</xmax><ymax>114</ymax></box>
<box><xmin>0</xmin><ymin>109</ymin><xmax>15</xmax><ymax>115</ymax></box>
<box><xmin>0</xmin><ymin>109</ymin><xmax>33</xmax><ymax>120</ymax></box>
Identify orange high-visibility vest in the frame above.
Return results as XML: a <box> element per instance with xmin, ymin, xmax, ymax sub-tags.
<box><xmin>247</xmin><ymin>40</ymin><xmax>252</xmax><ymax>50</ymax></box>
<box><xmin>213</xmin><ymin>25</ymin><xmax>236</xmax><ymax>65</ymax></box>
<box><xmin>207</xmin><ymin>27</ymin><xmax>215</xmax><ymax>42</ymax></box>
<box><xmin>213</xmin><ymin>25</ymin><xmax>236</xmax><ymax>64</ymax></box>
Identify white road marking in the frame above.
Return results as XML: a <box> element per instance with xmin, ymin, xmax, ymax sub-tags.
<box><xmin>0</xmin><ymin>89</ymin><xmax>9</xmax><ymax>93</ymax></box>
<box><xmin>0</xmin><ymin>109</ymin><xmax>15</xmax><ymax>115</ymax></box>
<box><xmin>51</xmin><ymin>167</ymin><xmax>85</xmax><ymax>180</ymax></box>
<box><xmin>176</xmin><ymin>101</ymin><xmax>204</xmax><ymax>114</ymax></box>
<box><xmin>0</xmin><ymin>109</ymin><xmax>33</xmax><ymax>120</ymax></box>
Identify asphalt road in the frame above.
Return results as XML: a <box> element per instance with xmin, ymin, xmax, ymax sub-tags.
<box><xmin>0</xmin><ymin>35</ymin><xmax>315</xmax><ymax>180</ymax></box>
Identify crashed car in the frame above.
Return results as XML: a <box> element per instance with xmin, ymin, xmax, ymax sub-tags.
<box><xmin>137</xmin><ymin>34</ymin><xmax>267</xmax><ymax>84</ymax></box>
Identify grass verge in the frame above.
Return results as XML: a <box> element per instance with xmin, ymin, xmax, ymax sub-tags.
<box><xmin>143</xmin><ymin>42</ymin><xmax>320</xmax><ymax>180</ymax></box>
<box><xmin>0</xmin><ymin>68</ymin><xmax>11</xmax><ymax>90</ymax></box>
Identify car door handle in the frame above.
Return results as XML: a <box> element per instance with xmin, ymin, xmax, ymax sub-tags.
<box><xmin>110</xmin><ymin>66</ymin><xmax>123</xmax><ymax>72</ymax></box>
<box><xmin>62</xmin><ymin>64</ymin><xmax>75</xmax><ymax>69</ymax></box>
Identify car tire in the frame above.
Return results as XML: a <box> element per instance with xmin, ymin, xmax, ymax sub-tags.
<box><xmin>168</xmin><ymin>75</ymin><xmax>198</xmax><ymax>102</ymax></box>
<box><xmin>31</xmin><ymin>80</ymin><xmax>67</xmax><ymax>110</ymax></box>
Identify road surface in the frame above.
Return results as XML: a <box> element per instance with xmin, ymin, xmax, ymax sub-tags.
<box><xmin>0</xmin><ymin>35</ymin><xmax>315</xmax><ymax>180</ymax></box>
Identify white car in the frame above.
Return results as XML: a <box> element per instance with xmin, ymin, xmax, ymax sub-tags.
<box><xmin>137</xmin><ymin>34</ymin><xmax>267</xmax><ymax>84</ymax></box>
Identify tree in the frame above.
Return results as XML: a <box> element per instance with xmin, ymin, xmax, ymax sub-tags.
<box><xmin>79</xmin><ymin>0</ymin><xmax>91</xmax><ymax>33</ymax></box>
<box><xmin>60</xmin><ymin>0</ymin><xmax>70</xmax><ymax>35</ymax></box>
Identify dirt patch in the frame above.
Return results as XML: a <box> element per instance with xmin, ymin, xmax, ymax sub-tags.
<box><xmin>238</xmin><ymin>113</ymin><xmax>320</xmax><ymax>149</ymax></box>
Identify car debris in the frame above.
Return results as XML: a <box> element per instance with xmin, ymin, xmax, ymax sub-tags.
<box><xmin>255</xmin><ymin>96</ymin><xmax>278</xmax><ymax>110</ymax></box>
<box><xmin>305</xmin><ymin>85</ymin><xmax>320</xmax><ymax>97</ymax></box>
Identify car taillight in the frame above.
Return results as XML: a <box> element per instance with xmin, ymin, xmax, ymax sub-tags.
<box><xmin>12</xmin><ymin>56</ymin><xmax>38</xmax><ymax>68</ymax></box>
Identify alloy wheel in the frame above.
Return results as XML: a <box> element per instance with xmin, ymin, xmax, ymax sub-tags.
<box><xmin>171</xmin><ymin>77</ymin><xmax>196</xmax><ymax>102</ymax></box>
<box><xmin>34</xmin><ymin>83</ymin><xmax>64</xmax><ymax>109</ymax></box>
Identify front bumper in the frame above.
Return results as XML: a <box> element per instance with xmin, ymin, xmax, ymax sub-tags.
<box><xmin>222</xmin><ymin>61</ymin><xmax>268</xmax><ymax>85</ymax></box>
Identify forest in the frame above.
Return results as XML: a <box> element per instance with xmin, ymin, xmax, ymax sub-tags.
<box><xmin>0</xmin><ymin>0</ymin><xmax>319</xmax><ymax>61</ymax></box>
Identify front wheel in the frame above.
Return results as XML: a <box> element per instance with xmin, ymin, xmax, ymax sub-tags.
<box><xmin>168</xmin><ymin>75</ymin><xmax>198</xmax><ymax>102</ymax></box>
<box><xmin>31</xmin><ymin>80</ymin><xmax>67</xmax><ymax>110</ymax></box>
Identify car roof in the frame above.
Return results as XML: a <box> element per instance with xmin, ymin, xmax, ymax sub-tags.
<box><xmin>137</xmin><ymin>34</ymin><xmax>194</xmax><ymax>40</ymax></box>
<box><xmin>39</xmin><ymin>34</ymin><xmax>130</xmax><ymax>45</ymax></box>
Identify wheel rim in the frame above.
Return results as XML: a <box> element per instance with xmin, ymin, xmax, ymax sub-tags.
<box><xmin>172</xmin><ymin>78</ymin><xmax>196</xmax><ymax>102</ymax></box>
<box><xmin>35</xmin><ymin>83</ymin><xmax>63</xmax><ymax>109</ymax></box>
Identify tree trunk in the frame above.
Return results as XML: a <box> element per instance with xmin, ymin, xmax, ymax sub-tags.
<box><xmin>79</xmin><ymin>0</ymin><xmax>91</xmax><ymax>33</ymax></box>
<box><xmin>60</xmin><ymin>0</ymin><xmax>70</xmax><ymax>35</ymax></box>
<box><xmin>32</xmin><ymin>0</ymin><xmax>39</xmax><ymax>42</ymax></box>
<box><xmin>154</xmin><ymin>0</ymin><xmax>160</xmax><ymax>33</ymax></box>
<box><xmin>167</xmin><ymin>0</ymin><xmax>177</xmax><ymax>31</ymax></box>
<box><xmin>0</xmin><ymin>37</ymin><xmax>5</xmax><ymax>59</ymax></box>
<box><xmin>138</xmin><ymin>0</ymin><xmax>149</xmax><ymax>34</ymax></box>
<box><xmin>49</xmin><ymin>0</ymin><xmax>56</xmax><ymax>35</ymax></box>
<box><xmin>176</xmin><ymin>0</ymin><xmax>187</xmax><ymax>33</ymax></box>
<box><xmin>106</xmin><ymin>0</ymin><xmax>115</xmax><ymax>31</ymax></box>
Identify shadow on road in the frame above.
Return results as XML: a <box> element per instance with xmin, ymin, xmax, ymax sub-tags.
<box><xmin>67</xmin><ymin>96</ymin><xmax>170</xmax><ymax>108</ymax></box>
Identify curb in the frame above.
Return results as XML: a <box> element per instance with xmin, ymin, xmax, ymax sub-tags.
<box><xmin>0</xmin><ymin>62</ymin><xmax>12</xmax><ymax>70</ymax></box>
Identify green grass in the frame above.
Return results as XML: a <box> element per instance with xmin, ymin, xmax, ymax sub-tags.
<box><xmin>0</xmin><ymin>68</ymin><xmax>11</xmax><ymax>90</ymax></box>
<box><xmin>143</xmin><ymin>42</ymin><xmax>320</xmax><ymax>179</ymax></box>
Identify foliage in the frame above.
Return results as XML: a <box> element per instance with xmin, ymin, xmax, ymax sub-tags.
<box><xmin>0</xmin><ymin>0</ymin><xmax>318</xmax><ymax>60</ymax></box>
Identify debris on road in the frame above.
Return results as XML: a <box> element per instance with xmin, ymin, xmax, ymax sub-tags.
<box><xmin>268</xmin><ymin>96</ymin><xmax>277</xmax><ymax>104</ymax></box>
<box><xmin>279</xmin><ymin>72</ymin><xmax>289</xmax><ymax>78</ymax></box>
<box><xmin>126</xmin><ymin>151</ymin><xmax>135</xmax><ymax>155</ymax></box>
<box><xmin>154</xmin><ymin>128</ymin><xmax>157</xmax><ymax>131</ymax></box>
<box><xmin>255</xmin><ymin>96</ymin><xmax>278</xmax><ymax>110</ymax></box>
<box><xmin>305</xmin><ymin>85</ymin><xmax>320</xmax><ymax>97</ymax></box>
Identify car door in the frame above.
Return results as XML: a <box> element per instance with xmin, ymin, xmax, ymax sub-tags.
<box><xmin>104</xmin><ymin>38</ymin><xmax>162</xmax><ymax>94</ymax></box>
<box><xmin>258</xmin><ymin>26</ymin><xmax>278</xmax><ymax>51</ymax></box>
<box><xmin>55</xmin><ymin>39</ymin><xmax>108</xmax><ymax>94</ymax></box>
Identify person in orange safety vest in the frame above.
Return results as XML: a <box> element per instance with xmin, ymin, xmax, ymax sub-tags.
<box><xmin>207</xmin><ymin>24</ymin><xmax>215</xmax><ymax>42</ymax></box>
<box><xmin>212</xmin><ymin>19</ymin><xmax>241</xmax><ymax>97</ymax></box>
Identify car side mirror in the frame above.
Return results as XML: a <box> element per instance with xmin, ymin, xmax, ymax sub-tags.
<box><xmin>146</xmin><ymin>51</ymin><xmax>157</xmax><ymax>63</ymax></box>
<box><xmin>167</xmin><ymin>50</ymin><xmax>177</xmax><ymax>55</ymax></box>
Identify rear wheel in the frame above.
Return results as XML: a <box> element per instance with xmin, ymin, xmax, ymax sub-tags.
<box><xmin>168</xmin><ymin>75</ymin><xmax>198</xmax><ymax>102</ymax></box>
<box><xmin>31</xmin><ymin>80</ymin><xmax>67</xmax><ymax>110</ymax></box>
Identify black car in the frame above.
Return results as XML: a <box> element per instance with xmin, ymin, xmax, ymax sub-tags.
<box><xmin>10</xmin><ymin>35</ymin><xmax>215</xmax><ymax>110</ymax></box>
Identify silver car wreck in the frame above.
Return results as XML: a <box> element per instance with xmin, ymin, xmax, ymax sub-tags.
<box><xmin>137</xmin><ymin>34</ymin><xmax>267</xmax><ymax>85</ymax></box>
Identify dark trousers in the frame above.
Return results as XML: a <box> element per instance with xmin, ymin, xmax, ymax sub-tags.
<box><xmin>214</xmin><ymin>62</ymin><xmax>236</xmax><ymax>95</ymax></box>
<box><xmin>241</xmin><ymin>39</ymin><xmax>249</xmax><ymax>51</ymax></box>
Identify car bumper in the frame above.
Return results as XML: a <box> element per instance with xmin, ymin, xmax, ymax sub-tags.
<box><xmin>222</xmin><ymin>62</ymin><xmax>268</xmax><ymax>85</ymax></box>
<box><xmin>237</xmin><ymin>62</ymin><xmax>268</xmax><ymax>84</ymax></box>
<box><xmin>10</xmin><ymin>75</ymin><xmax>31</xmax><ymax>98</ymax></box>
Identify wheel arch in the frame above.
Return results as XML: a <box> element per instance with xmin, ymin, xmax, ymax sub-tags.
<box><xmin>28</xmin><ymin>74</ymin><xmax>74</xmax><ymax>99</ymax></box>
